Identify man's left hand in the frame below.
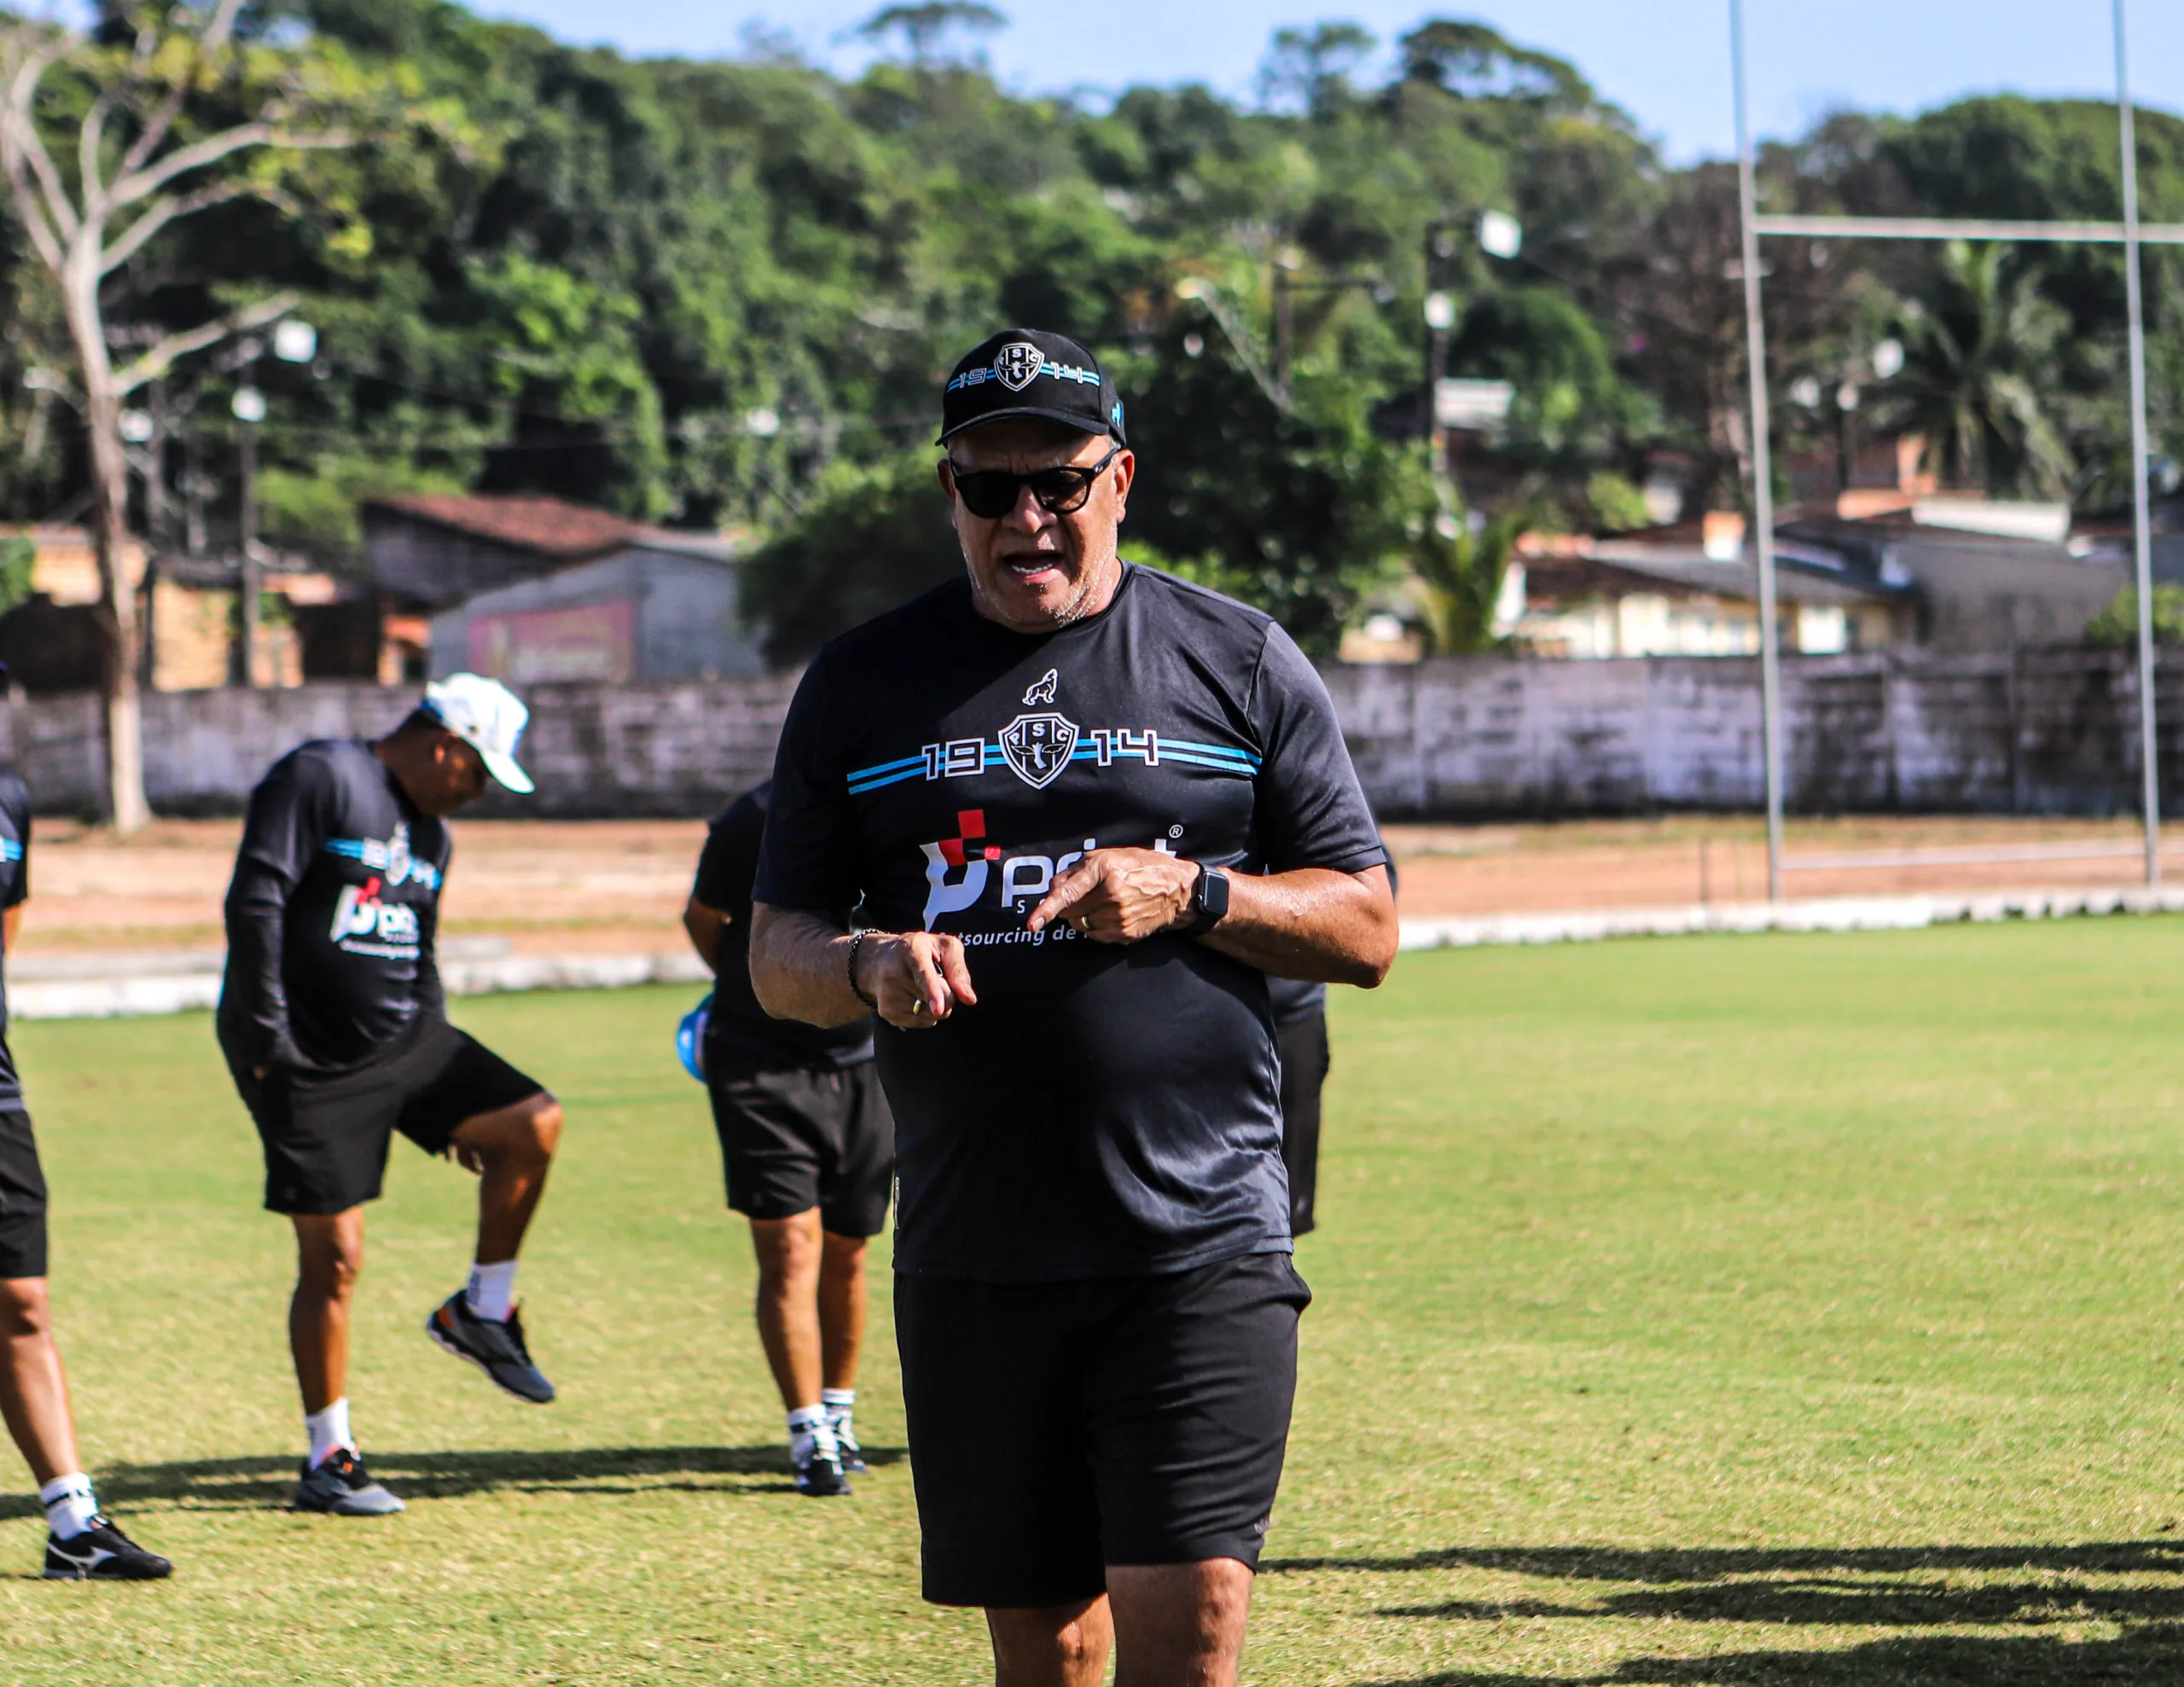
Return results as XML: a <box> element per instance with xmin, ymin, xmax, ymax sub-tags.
<box><xmin>1027</xmin><ymin>849</ymin><xmax>1198</xmax><ymax>943</ymax></box>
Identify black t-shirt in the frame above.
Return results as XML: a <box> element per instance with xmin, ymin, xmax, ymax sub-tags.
<box><xmin>219</xmin><ymin>739</ymin><xmax>450</xmax><ymax>1071</ymax></box>
<box><xmin>0</xmin><ymin>771</ymin><xmax>32</xmax><ymax>1106</ymax></box>
<box><xmin>756</xmin><ymin>564</ymin><xmax>1387</xmax><ymax>1282</ymax></box>
<box><xmin>693</xmin><ymin>783</ymin><xmax>874</xmax><ymax>1073</ymax></box>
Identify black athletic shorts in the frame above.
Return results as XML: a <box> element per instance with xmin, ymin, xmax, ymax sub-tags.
<box><xmin>897</xmin><ymin>1249</ymin><xmax>1311</xmax><ymax>1608</ymax></box>
<box><xmin>0</xmin><ymin>1107</ymin><xmax>48</xmax><ymax>1279</ymax></box>
<box><xmin>225</xmin><ymin>1015</ymin><xmax>546</xmax><ymax>1215</ymax></box>
<box><xmin>706</xmin><ymin>1060</ymin><xmax>894</xmax><ymax>1237</ymax></box>
<box><xmin>1277</xmin><ymin>1008</ymin><xmax>1330</xmax><ymax>1237</ymax></box>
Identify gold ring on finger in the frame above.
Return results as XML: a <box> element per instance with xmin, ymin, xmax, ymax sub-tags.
<box><xmin>912</xmin><ymin>998</ymin><xmax>926</xmax><ymax>1016</ymax></box>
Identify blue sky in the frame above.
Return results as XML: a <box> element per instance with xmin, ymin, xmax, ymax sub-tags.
<box><xmin>477</xmin><ymin>1</ymin><xmax>2184</xmax><ymax>164</ymax></box>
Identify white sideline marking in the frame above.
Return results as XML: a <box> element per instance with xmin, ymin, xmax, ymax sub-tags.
<box><xmin>15</xmin><ymin>891</ymin><xmax>2184</xmax><ymax>1018</ymax></box>
<box><xmin>1398</xmin><ymin>885</ymin><xmax>2184</xmax><ymax>952</ymax></box>
<box><xmin>9</xmin><ymin>951</ymin><xmax>712</xmax><ymax>1022</ymax></box>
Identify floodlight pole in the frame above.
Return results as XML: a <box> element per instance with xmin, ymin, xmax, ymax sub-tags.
<box><xmin>1731</xmin><ymin>0</ymin><xmax>1786</xmax><ymax>901</ymax></box>
<box><xmin>2117</xmin><ymin>0</ymin><xmax>2161</xmax><ymax>887</ymax></box>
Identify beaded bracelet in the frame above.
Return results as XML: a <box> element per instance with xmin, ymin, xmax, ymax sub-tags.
<box><xmin>845</xmin><ymin>930</ymin><xmax>879</xmax><ymax>1008</ymax></box>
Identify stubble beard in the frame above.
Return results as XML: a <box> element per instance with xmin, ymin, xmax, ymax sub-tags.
<box><xmin>966</xmin><ymin>546</ymin><xmax>1119</xmax><ymax>632</ymax></box>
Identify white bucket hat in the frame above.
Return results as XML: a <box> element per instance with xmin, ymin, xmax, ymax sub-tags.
<box><xmin>423</xmin><ymin>673</ymin><xmax>535</xmax><ymax>794</ymax></box>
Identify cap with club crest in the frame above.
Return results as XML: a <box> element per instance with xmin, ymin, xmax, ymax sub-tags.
<box><xmin>422</xmin><ymin>673</ymin><xmax>534</xmax><ymax>794</ymax></box>
<box><xmin>938</xmin><ymin>328</ymin><xmax>1127</xmax><ymax>447</ymax></box>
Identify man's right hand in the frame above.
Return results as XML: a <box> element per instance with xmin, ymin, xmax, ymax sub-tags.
<box><xmin>855</xmin><ymin>931</ymin><xmax>977</xmax><ymax>1030</ymax></box>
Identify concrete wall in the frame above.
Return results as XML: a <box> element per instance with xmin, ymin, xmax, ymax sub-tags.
<box><xmin>1323</xmin><ymin>648</ymin><xmax>2179</xmax><ymax>818</ymax></box>
<box><xmin>6</xmin><ymin>676</ymin><xmax>793</xmax><ymax>820</ymax></box>
<box><xmin>9</xmin><ymin>649</ymin><xmax>2181</xmax><ymax>820</ymax></box>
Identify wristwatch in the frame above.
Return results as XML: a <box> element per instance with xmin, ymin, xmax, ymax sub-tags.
<box><xmin>1180</xmin><ymin>863</ymin><xmax>1230</xmax><ymax>936</ymax></box>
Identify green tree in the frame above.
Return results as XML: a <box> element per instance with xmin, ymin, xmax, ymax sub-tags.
<box><xmin>739</xmin><ymin>450</ymin><xmax>961</xmax><ymax>666</ymax></box>
<box><xmin>1887</xmin><ymin>242</ymin><xmax>2074</xmax><ymax>497</ymax></box>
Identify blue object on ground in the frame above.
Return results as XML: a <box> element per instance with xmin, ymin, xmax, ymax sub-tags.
<box><xmin>677</xmin><ymin>994</ymin><xmax>712</xmax><ymax>1082</ymax></box>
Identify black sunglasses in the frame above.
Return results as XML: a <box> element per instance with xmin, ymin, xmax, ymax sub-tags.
<box><xmin>948</xmin><ymin>444</ymin><xmax>1122</xmax><ymax>520</ymax></box>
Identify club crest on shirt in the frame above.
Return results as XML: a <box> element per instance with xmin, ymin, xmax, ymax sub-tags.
<box><xmin>998</xmin><ymin>711</ymin><xmax>1079</xmax><ymax>789</ymax></box>
<box><xmin>994</xmin><ymin>341</ymin><xmax>1044</xmax><ymax>391</ymax></box>
<box><xmin>385</xmin><ymin>823</ymin><xmax>414</xmax><ymax>887</ymax></box>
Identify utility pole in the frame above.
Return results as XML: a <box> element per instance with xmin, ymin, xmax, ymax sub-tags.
<box><xmin>1272</xmin><ymin>252</ymin><xmax>1297</xmax><ymax>409</ymax></box>
<box><xmin>233</xmin><ymin>373</ymin><xmax>266</xmax><ymax>688</ymax></box>
<box><xmin>1731</xmin><ymin>0</ymin><xmax>1786</xmax><ymax>901</ymax></box>
<box><xmin>2117</xmin><ymin>0</ymin><xmax>2160</xmax><ymax>885</ymax></box>
<box><xmin>183</xmin><ymin>427</ymin><xmax>206</xmax><ymax>557</ymax></box>
<box><xmin>1422</xmin><ymin>220</ymin><xmax>1458</xmax><ymax>484</ymax></box>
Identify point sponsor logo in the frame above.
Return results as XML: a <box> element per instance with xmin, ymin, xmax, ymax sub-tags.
<box><xmin>918</xmin><ymin>812</ymin><xmax>1180</xmax><ymax>933</ymax></box>
<box><xmin>330</xmin><ymin>874</ymin><xmax>422</xmax><ymax>954</ymax></box>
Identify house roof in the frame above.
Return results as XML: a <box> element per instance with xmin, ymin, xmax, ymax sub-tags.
<box><xmin>1517</xmin><ymin>533</ymin><xmax>1914</xmax><ymax>610</ymax></box>
<box><xmin>364</xmin><ymin>495</ymin><xmax>665</xmax><ymax>563</ymax></box>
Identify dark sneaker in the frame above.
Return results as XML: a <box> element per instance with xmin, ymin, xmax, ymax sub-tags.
<box><xmin>292</xmin><ymin>1448</ymin><xmax>407</xmax><ymax>1516</ymax></box>
<box><xmin>427</xmin><ymin>1292</ymin><xmax>555</xmax><ymax>1404</ymax></box>
<box><xmin>43</xmin><ymin>1517</ymin><xmax>173</xmax><ymax>1580</ymax></box>
<box><xmin>793</xmin><ymin>1438</ymin><xmax>851</xmax><ymax>1499</ymax></box>
<box><xmin>830</xmin><ymin>1413</ymin><xmax>866</xmax><ymax>1475</ymax></box>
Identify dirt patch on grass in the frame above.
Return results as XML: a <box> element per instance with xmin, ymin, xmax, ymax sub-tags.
<box><xmin>12</xmin><ymin>812</ymin><xmax>2170</xmax><ymax>954</ymax></box>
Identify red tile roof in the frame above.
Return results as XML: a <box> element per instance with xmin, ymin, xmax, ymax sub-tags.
<box><xmin>366</xmin><ymin>494</ymin><xmax>657</xmax><ymax>561</ymax></box>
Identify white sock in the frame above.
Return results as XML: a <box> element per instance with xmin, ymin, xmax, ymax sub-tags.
<box><xmin>39</xmin><ymin>1473</ymin><xmax>97</xmax><ymax>1540</ymax></box>
<box><xmin>822</xmin><ymin>1388</ymin><xmax>856</xmax><ymax>1435</ymax></box>
<box><xmin>305</xmin><ymin>1398</ymin><xmax>355</xmax><ymax>1469</ymax></box>
<box><xmin>787</xmin><ymin>1404</ymin><xmax>837</xmax><ymax>1464</ymax></box>
<box><xmin>467</xmin><ymin>1259</ymin><xmax>519</xmax><ymax>1324</ymax></box>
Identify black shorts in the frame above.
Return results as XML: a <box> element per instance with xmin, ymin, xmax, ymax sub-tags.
<box><xmin>226</xmin><ymin>1016</ymin><xmax>547</xmax><ymax>1215</ymax></box>
<box><xmin>1276</xmin><ymin>1009</ymin><xmax>1330</xmax><ymax>1237</ymax></box>
<box><xmin>897</xmin><ymin>1249</ymin><xmax>1311</xmax><ymax>1608</ymax></box>
<box><xmin>0</xmin><ymin>1107</ymin><xmax>48</xmax><ymax>1279</ymax></box>
<box><xmin>706</xmin><ymin>1060</ymin><xmax>894</xmax><ymax>1237</ymax></box>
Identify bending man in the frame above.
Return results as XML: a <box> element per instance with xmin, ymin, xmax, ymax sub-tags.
<box><xmin>218</xmin><ymin>675</ymin><xmax>561</xmax><ymax>1518</ymax></box>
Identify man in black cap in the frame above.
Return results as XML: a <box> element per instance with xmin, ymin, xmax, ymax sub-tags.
<box><xmin>749</xmin><ymin>328</ymin><xmax>1397</xmax><ymax>1686</ymax></box>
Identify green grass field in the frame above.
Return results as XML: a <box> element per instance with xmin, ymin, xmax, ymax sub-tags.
<box><xmin>8</xmin><ymin>919</ymin><xmax>2184</xmax><ymax>1682</ymax></box>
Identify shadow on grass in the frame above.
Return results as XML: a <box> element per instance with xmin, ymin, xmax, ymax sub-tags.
<box><xmin>1359</xmin><ymin>1621</ymin><xmax>2184</xmax><ymax>1684</ymax></box>
<box><xmin>1266</xmin><ymin>1543</ymin><xmax>2184</xmax><ymax>1580</ymax></box>
<box><xmin>0</xmin><ymin>1443</ymin><xmax>906</xmax><ymax>1518</ymax></box>
<box><xmin>1269</xmin><ymin>1545</ymin><xmax>2184</xmax><ymax>1685</ymax></box>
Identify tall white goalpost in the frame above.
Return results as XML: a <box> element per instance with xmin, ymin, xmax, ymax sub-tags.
<box><xmin>1730</xmin><ymin>0</ymin><xmax>2173</xmax><ymax>898</ymax></box>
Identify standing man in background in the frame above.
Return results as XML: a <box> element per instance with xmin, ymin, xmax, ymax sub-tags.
<box><xmin>0</xmin><ymin>761</ymin><xmax>171</xmax><ymax>1579</ymax></box>
<box><xmin>219</xmin><ymin>675</ymin><xmax>562</xmax><ymax>1518</ymax></box>
<box><xmin>1267</xmin><ymin>977</ymin><xmax>1330</xmax><ymax>1238</ymax></box>
<box><xmin>1270</xmin><ymin>855</ymin><xmax>1391</xmax><ymax>1238</ymax></box>
<box><xmin>683</xmin><ymin>780</ymin><xmax>893</xmax><ymax>1498</ymax></box>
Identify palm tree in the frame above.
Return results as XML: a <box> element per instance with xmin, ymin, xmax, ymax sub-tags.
<box><xmin>1888</xmin><ymin>241</ymin><xmax>2074</xmax><ymax>500</ymax></box>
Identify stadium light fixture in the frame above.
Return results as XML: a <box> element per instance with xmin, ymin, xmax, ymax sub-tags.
<box><xmin>271</xmin><ymin>320</ymin><xmax>317</xmax><ymax>364</ymax></box>
<box><xmin>1478</xmin><ymin>210</ymin><xmax>1523</xmax><ymax>260</ymax></box>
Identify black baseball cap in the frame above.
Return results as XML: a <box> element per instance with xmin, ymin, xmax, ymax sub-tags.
<box><xmin>938</xmin><ymin>328</ymin><xmax>1127</xmax><ymax>447</ymax></box>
